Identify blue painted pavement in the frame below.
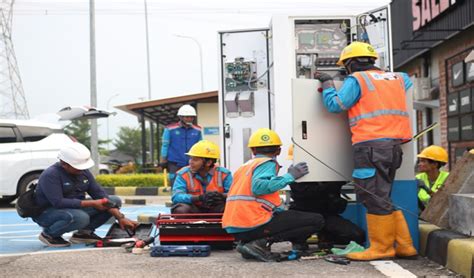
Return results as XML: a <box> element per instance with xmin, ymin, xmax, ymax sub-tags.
<box><xmin>0</xmin><ymin>205</ymin><xmax>169</xmax><ymax>255</ymax></box>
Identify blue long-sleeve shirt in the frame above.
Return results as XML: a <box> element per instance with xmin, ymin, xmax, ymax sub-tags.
<box><xmin>172</xmin><ymin>166</ymin><xmax>233</xmax><ymax>204</ymax></box>
<box><xmin>322</xmin><ymin>72</ymin><xmax>413</xmax><ymax>113</ymax></box>
<box><xmin>35</xmin><ymin>162</ymin><xmax>107</xmax><ymax>209</ymax></box>
<box><xmin>225</xmin><ymin>155</ymin><xmax>295</xmax><ymax>234</ymax></box>
<box><xmin>160</xmin><ymin>122</ymin><xmax>203</xmax><ymax>167</ymax></box>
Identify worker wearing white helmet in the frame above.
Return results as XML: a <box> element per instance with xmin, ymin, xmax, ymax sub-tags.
<box><xmin>160</xmin><ymin>104</ymin><xmax>203</xmax><ymax>186</ymax></box>
<box><xmin>33</xmin><ymin>142</ymin><xmax>137</xmax><ymax>247</ymax></box>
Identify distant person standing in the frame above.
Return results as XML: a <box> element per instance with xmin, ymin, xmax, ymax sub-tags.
<box><xmin>160</xmin><ymin>104</ymin><xmax>203</xmax><ymax>186</ymax></box>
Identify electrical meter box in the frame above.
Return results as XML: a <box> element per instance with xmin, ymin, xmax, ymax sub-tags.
<box><xmin>218</xmin><ymin>5</ymin><xmax>414</xmax><ymax>182</ymax></box>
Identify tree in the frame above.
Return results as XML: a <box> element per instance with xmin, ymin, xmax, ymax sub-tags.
<box><xmin>114</xmin><ymin>126</ymin><xmax>146</xmax><ymax>162</ymax></box>
<box><xmin>64</xmin><ymin>119</ymin><xmax>108</xmax><ymax>153</ymax></box>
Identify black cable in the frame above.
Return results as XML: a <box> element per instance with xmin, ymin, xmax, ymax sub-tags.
<box><xmin>291</xmin><ymin>137</ymin><xmax>420</xmax><ymax>219</ymax></box>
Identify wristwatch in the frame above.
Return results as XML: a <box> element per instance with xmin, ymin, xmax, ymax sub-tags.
<box><xmin>116</xmin><ymin>212</ymin><xmax>125</xmax><ymax>220</ymax></box>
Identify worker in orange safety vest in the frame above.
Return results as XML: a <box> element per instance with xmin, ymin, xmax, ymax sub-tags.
<box><xmin>314</xmin><ymin>41</ymin><xmax>417</xmax><ymax>261</ymax></box>
<box><xmin>222</xmin><ymin>128</ymin><xmax>324</xmax><ymax>262</ymax></box>
<box><xmin>171</xmin><ymin>140</ymin><xmax>232</xmax><ymax>214</ymax></box>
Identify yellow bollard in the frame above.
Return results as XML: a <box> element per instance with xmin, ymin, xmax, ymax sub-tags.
<box><xmin>163</xmin><ymin>168</ymin><xmax>168</xmax><ymax>187</ymax></box>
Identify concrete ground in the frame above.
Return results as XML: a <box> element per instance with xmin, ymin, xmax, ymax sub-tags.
<box><xmin>0</xmin><ymin>246</ymin><xmax>458</xmax><ymax>278</ymax></box>
<box><xmin>0</xmin><ymin>195</ymin><xmax>461</xmax><ymax>277</ymax></box>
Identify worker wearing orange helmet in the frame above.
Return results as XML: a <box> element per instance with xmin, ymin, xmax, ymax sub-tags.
<box><xmin>416</xmin><ymin>145</ymin><xmax>449</xmax><ymax>211</ymax></box>
<box><xmin>314</xmin><ymin>41</ymin><xmax>416</xmax><ymax>261</ymax></box>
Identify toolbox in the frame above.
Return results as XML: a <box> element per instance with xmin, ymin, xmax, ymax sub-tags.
<box><xmin>156</xmin><ymin>213</ymin><xmax>235</xmax><ymax>250</ymax></box>
<box><xmin>150</xmin><ymin>245</ymin><xmax>211</xmax><ymax>257</ymax></box>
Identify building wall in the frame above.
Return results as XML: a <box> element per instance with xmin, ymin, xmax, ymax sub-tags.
<box><xmin>391</xmin><ymin>0</ymin><xmax>474</xmax><ymax>167</ymax></box>
<box><xmin>436</xmin><ymin>27</ymin><xmax>474</xmax><ymax>165</ymax></box>
<box><xmin>196</xmin><ymin>102</ymin><xmax>220</xmax><ymax>147</ymax></box>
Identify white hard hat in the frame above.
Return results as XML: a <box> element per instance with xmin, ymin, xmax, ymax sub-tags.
<box><xmin>58</xmin><ymin>142</ymin><xmax>95</xmax><ymax>170</ymax></box>
<box><xmin>177</xmin><ymin>104</ymin><xmax>196</xmax><ymax>116</ymax></box>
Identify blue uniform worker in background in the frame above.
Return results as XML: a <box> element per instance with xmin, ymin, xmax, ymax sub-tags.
<box><xmin>160</xmin><ymin>104</ymin><xmax>203</xmax><ymax>187</ymax></box>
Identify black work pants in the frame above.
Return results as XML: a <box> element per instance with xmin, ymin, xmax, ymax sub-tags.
<box><xmin>232</xmin><ymin>210</ymin><xmax>324</xmax><ymax>245</ymax></box>
<box><xmin>289</xmin><ymin>182</ymin><xmax>365</xmax><ymax>245</ymax></box>
<box><xmin>352</xmin><ymin>140</ymin><xmax>403</xmax><ymax>215</ymax></box>
<box><xmin>319</xmin><ymin>214</ymin><xmax>365</xmax><ymax>245</ymax></box>
<box><xmin>171</xmin><ymin>202</ymin><xmax>225</xmax><ymax>214</ymax></box>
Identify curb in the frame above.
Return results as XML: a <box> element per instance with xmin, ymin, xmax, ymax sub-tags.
<box><xmin>137</xmin><ymin>214</ymin><xmax>158</xmax><ymax>224</ymax></box>
<box><xmin>420</xmin><ymin>223</ymin><xmax>474</xmax><ymax>278</ymax></box>
<box><xmin>124</xmin><ymin>199</ymin><xmax>147</xmax><ymax>205</ymax></box>
<box><xmin>104</xmin><ymin>187</ymin><xmax>172</xmax><ymax>196</ymax></box>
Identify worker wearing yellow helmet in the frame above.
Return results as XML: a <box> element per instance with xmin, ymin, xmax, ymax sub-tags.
<box><xmin>223</xmin><ymin>128</ymin><xmax>324</xmax><ymax>262</ymax></box>
<box><xmin>171</xmin><ymin>140</ymin><xmax>232</xmax><ymax>214</ymax></box>
<box><xmin>314</xmin><ymin>41</ymin><xmax>416</xmax><ymax>261</ymax></box>
<box><xmin>416</xmin><ymin>145</ymin><xmax>449</xmax><ymax>211</ymax></box>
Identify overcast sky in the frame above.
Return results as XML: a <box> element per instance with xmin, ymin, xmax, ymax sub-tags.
<box><xmin>13</xmin><ymin>0</ymin><xmax>389</xmax><ymax>144</ymax></box>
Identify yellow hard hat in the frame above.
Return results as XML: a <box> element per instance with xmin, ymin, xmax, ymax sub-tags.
<box><xmin>287</xmin><ymin>144</ymin><xmax>294</xmax><ymax>160</ymax></box>
<box><xmin>248</xmin><ymin>128</ymin><xmax>282</xmax><ymax>148</ymax></box>
<box><xmin>417</xmin><ymin>145</ymin><xmax>448</xmax><ymax>163</ymax></box>
<box><xmin>336</xmin><ymin>41</ymin><xmax>379</xmax><ymax>66</ymax></box>
<box><xmin>186</xmin><ymin>140</ymin><xmax>220</xmax><ymax>159</ymax></box>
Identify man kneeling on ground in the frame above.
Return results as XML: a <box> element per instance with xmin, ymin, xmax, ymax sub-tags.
<box><xmin>171</xmin><ymin>140</ymin><xmax>232</xmax><ymax>214</ymax></box>
<box><xmin>222</xmin><ymin>128</ymin><xmax>325</xmax><ymax>262</ymax></box>
<box><xmin>33</xmin><ymin>142</ymin><xmax>138</xmax><ymax>247</ymax></box>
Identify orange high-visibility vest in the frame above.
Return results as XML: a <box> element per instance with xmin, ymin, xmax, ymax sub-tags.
<box><xmin>222</xmin><ymin>157</ymin><xmax>282</xmax><ymax>229</ymax></box>
<box><xmin>179</xmin><ymin>165</ymin><xmax>228</xmax><ymax>197</ymax></box>
<box><xmin>349</xmin><ymin>70</ymin><xmax>412</xmax><ymax>144</ymax></box>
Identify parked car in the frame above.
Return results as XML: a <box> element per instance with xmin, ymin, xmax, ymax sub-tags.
<box><xmin>0</xmin><ymin>119</ymin><xmax>109</xmax><ymax>204</ymax></box>
<box><xmin>0</xmin><ymin>119</ymin><xmax>72</xmax><ymax>203</ymax></box>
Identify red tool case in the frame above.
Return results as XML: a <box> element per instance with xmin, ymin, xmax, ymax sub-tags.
<box><xmin>156</xmin><ymin>213</ymin><xmax>235</xmax><ymax>250</ymax></box>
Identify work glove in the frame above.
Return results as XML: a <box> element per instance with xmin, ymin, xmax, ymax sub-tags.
<box><xmin>190</xmin><ymin>194</ymin><xmax>205</xmax><ymax>203</ymax></box>
<box><xmin>314</xmin><ymin>71</ymin><xmax>335</xmax><ymax>90</ymax></box>
<box><xmin>203</xmin><ymin>191</ymin><xmax>225</xmax><ymax>207</ymax></box>
<box><xmin>287</xmin><ymin>162</ymin><xmax>310</xmax><ymax>180</ymax></box>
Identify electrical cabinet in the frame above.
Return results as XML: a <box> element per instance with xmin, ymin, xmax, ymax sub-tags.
<box><xmin>218</xmin><ymin>5</ymin><xmax>414</xmax><ymax>182</ymax></box>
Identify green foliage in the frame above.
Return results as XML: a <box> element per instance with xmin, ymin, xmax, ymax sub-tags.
<box><xmin>64</xmin><ymin>119</ymin><xmax>90</xmax><ymax>147</ymax></box>
<box><xmin>96</xmin><ymin>173</ymin><xmax>166</xmax><ymax>187</ymax></box>
<box><xmin>114</xmin><ymin>126</ymin><xmax>149</xmax><ymax>162</ymax></box>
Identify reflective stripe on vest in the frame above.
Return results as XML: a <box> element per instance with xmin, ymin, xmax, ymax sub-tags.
<box><xmin>349</xmin><ymin>109</ymin><xmax>410</xmax><ymax>127</ymax></box>
<box><xmin>348</xmin><ymin>70</ymin><xmax>412</xmax><ymax>144</ymax></box>
<box><xmin>222</xmin><ymin>157</ymin><xmax>282</xmax><ymax>229</ymax></box>
<box><xmin>182</xmin><ymin>166</ymin><xmax>225</xmax><ymax>195</ymax></box>
<box><xmin>226</xmin><ymin>194</ymin><xmax>277</xmax><ymax>210</ymax></box>
<box><xmin>417</xmin><ymin>171</ymin><xmax>449</xmax><ymax>204</ymax></box>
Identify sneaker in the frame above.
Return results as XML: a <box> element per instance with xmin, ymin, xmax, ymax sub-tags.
<box><xmin>69</xmin><ymin>232</ymin><xmax>102</xmax><ymax>244</ymax></box>
<box><xmin>331</xmin><ymin>241</ymin><xmax>365</xmax><ymax>256</ymax></box>
<box><xmin>238</xmin><ymin>239</ymin><xmax>279</xmax><ymax>262</ymax></box>
<box><xmin>38</xmin><ymin>232</ymin><xmax>71</xmax><ymax>247</ymax></box>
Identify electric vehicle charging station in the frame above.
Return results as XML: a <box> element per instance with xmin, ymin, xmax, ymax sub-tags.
<box><xmin>218</xmin><ymin>5</ymin><xmax>419</xmax><ymax>249</ymax></box>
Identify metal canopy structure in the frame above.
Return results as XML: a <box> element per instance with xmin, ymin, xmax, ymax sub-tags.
<box><xmin>115</xmin><ymin>91</ymin><xmax>218</xmax><ymax>126</ymax></box>
<box><xmin>115</xmin><ymin>91</ymin><xmax>218</xmax><ymax>167</ymax></box>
